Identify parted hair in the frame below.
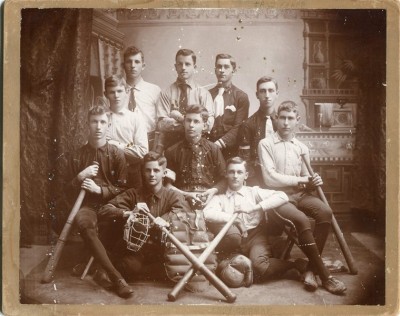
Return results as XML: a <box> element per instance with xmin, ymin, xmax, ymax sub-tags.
<box><xmin>215</xmin><ymin>53</ymin><xmax>237</xmax><ymax>71</ymax></box>
<box><xmin>123</xmin><ymin>46</ymin><xmax>144</xmax><ymax>62</ymax></box>
<box><xmin>143</xmin><ymin>151</ymin><xmax>167</xmax><ymax>168</ymax></box>
<box><xmin>256</xmin><ymin>76</ymin><xmax>278</xmax><ymax>91</ymax></box>
<box><xmin>87</xmin><ymin>104</ymin><xmax>109</xmax><ymax>120</ymax></box>
<box><xmin>104</xmin><ymin>75</ymin><xmax>128</xmax><ymax>91</ymax></box>
<box><xmin>176</xmin><ymin>49</ymin><xmax>197</xmax><ymax>64</ymax></box>
<box><xmin>185</xmin><ymin>104</ymin><xmax>209</xmax><ymax>123</ymax></box>
<box><xmin>226</xmin><ymin>156</ymin><xmax>248</xmax><ymax>171</ymax></box>
<box><xmin>277</xmin><ymin>100</ymin><xmax>300</xmax><ymax>116</ymax></box>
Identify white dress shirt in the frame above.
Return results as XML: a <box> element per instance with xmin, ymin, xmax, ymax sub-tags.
<box><xmin>258</xmin><ymin>132</ymin><xmax>311</xmax><ymax>194</ymax></box>
<box><xmin>203</xmin><ymin>185</ymin><xmax>288</xmax><ymax>230</ymax></box>
<box><xmin>128</xmin><ymin>78</ymin><xmax>161</xmax><ymax>133</ymax></box>
<box><xmin>107</xmin><ymin>107</ymin><xmax>148</xmax><ymax>161</ymax></box>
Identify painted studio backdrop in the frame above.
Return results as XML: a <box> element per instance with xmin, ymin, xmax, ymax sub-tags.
<box><xmin>20</xmin><ymin>8</ymin><xmax>386</xmax><ymax>252</ymax></box>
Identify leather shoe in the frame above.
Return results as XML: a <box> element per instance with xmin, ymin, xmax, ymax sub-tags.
<box><xmin>322</xmin><ymin>276</ymin><xmax>347</xmax><ymax>295</ymax></box>
<box><xmin>303</xmin><ymin>270</ymin><xmax>318</xmax><ymax>292</ymax></box>
<box><xmin>114</xmin><ymin>278</ymin><xmax>134</xmax><ymax>298</ymax></box>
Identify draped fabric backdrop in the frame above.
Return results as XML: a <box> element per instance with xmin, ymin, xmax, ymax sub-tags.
<box><xmin>346</xmin><ymin>10</ymin><xmax>386</xmax><ymax>224</ymax></box>
<box><xmin>20</xmin><ymin>9</ymin><xmax>93</xmax><ymax>244</ymax></box>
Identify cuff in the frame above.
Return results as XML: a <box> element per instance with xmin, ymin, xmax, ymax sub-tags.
<box><xmin>217</xmin><ymin>139</ymin><xmax>226</xmax><ymax>148</ymax></box>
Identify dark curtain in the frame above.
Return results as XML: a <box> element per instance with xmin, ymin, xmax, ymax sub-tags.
<box><xmin>342</xmin><ymin>11</ymin><xmax>386</xmax><ymax>220</ymax></box>
<box><xmin>20</xmin><ymin>9</ymin><xmax>93</xmax><ymax>244</ymax></box>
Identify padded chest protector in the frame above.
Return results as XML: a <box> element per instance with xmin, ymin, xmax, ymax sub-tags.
<box><xmin>164</xmin><ymin>209</ymin><xmax>217</xmax><ymax>292</ymax></box>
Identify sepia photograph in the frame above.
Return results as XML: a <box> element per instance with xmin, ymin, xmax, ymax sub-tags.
<box><xmin>3</xmin><ymin>1</ymin><xmax>399</xmax><ymax>315</ymax></box>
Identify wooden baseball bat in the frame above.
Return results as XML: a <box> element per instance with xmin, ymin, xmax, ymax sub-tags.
<box><xmin>41</xmin><ymin>162</ymin><xmax>99</xmax><ymax>283</ymax></box>
<box><xmin>168</xmin><ymin>213</ymin><xmax>239</xmax><ymax>301</ymax></box>
<box><xmin>141</xmin><ymin>208</ymin><xmax>237</xmax><ymax>303</ymax></box>
<box><xmin>300</xmin><ymin>154</ymin><xmax>358</xmax><ymax>275</ymax></box>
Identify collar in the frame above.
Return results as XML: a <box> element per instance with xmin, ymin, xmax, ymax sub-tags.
<box><xmin>142</xmin><ymin>186</ymin><xmax>165</xmax><ymax>199</ymax></box>
<box><xmin>109</xmin><ymin>107</ymin><xmax>129</xmax><ymax>115</ymax></box>
<box><xmin>226</xmin><ymin>187</ymin><xmax>246</xmax><ymax>198</ymax></box>
<box><xmin>176</xmin><ymin>78</ymin><xmax>195</xmax><ymax>89</ymax></box>
<box><xmin>257</xmin><ymin>109</ymin><xmax>276</xmax><ymax>119</ymax></box>
<box><xmin>183</xmin><ymin>136</ymin><xmax>205</xmax><ymax>148</ymax></box>
<box><xmin>85</xmin><ymin>142</ymin><xmax>108</xmax><ymax>152</ymax></box>
<box><xmin>272</xmin><ymin>132</ymin><xmax>296</xmax><ymax>144</ymax></box>
<box><xmin>131</xmin><ymin>78</ymin><xmax>145</xmax><ymax>91</ymax></box>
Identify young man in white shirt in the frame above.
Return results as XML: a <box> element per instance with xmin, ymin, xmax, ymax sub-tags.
<box><xmin>156</xmin><ymin>49</ymin><xmax>214</xmax><ymax>151</ymax></box>
<box><xmin>203</xmin><ymin>157</ymin><xmax>303</xmax><ymax>282</ymax></box>
<box><xmin>104</xmin><ymin>75</ymin><xmax>148</xmax><ymax>189</ymax></box>
<box><xmin>258</xmin><ymin>100</ymin><xmax>346</xmax><ymax>295</ymax></box>
<box><xmin>123</xmin><ymin>46</ymin><xmax>161</xmax><ymax>150</ymax></box>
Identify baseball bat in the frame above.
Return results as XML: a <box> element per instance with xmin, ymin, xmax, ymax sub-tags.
<box><xmin>41</xmin><ymin>162</ymin><xmax>99</xmax><ymax>283</ymax></box>
<box><xmin>300</xmin><ymin>154</ymin><xmax>358</xmax><ymax>275</ymax></box>
<box><xmin>168</xmin><ymin>213</ymin><xmax>239</xmax><ymax>301</ymax></box>
<box><xmin>141</xmin><ymin>208</ymin><xmax>237</xmax><ymax>303</ymax></box>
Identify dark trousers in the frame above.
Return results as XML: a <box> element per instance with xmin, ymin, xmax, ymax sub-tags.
<box><xmin>75</xmin><ymin>205</ymin><xmax>123</xmax><ymax>282</ymax></box>
<box><xmin>208</xmin><ymin>223</ymin><xmax>272</xmax><ymax>278</ymax></box>
<box><xmin>271</xmin><ymin>192</ymin><xmax>332</xmax><ymax>254</ymax></box>
<box><xmin>110</xmin><ymin>238</ymin><xmax>165</xmax><ymax>281</ymax></box>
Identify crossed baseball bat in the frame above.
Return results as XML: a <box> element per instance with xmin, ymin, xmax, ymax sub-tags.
<box><xmin>141</xmin><ymin>207</ymin><xmax>238</xmax><ymax>303</ymax></box>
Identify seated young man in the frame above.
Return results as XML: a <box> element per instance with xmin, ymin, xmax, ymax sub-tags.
<box><xmin>98</xmin><ymin>152</ymin><xmax>190</xmax><ymax>283</ymax></box>
<box><xmin>104</xmin><ymin>74</ymin><xmax>148</xmax><ymax>189</ymax></box>
<box><xmin>258</xmin><ymin>100</ymin><xmax>346</xmax><ymax>295</ymax></box>
<box><xmin>155</xmin><ymin>49</ymin><xmax>214</xmax><ymax>151</ymax></box>
<box><xmin>64</xmin><ymin>105</ymin><xmax>132</xmax><ymax>298</ymax></box>
<box><xmin>203</xmin><ymin>157</ymin><xmax>302</xmax><ymax>282</ymax></box>
<box><xmin>164</xmin><ymin>104</ymin><xmax>226</xmax><ymax>202</ymax></box>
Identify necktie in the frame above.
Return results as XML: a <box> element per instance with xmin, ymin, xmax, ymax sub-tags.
<box><xmin>178</xmin><ymin>83</ymin><xmax>188</xmax><ymax>115</ymax></box>
<box><xmin>265</xmin><ymin>116</ymin><xmax>274</xmax><ymax>138</ymax></box>
<box><xmin>214</xmin><ymin>87</ymin><xmax>225</xmax><ymax>118</ymax></box>
<box><xmin>128</xmin><ymin>86</ymin><xmax>136</xmax><ymax>112</ymax></box>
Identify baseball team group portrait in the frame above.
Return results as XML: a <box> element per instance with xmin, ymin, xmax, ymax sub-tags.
<box><xmin>10</xmin><ymin>5</ymin><xmax>392</xmax><ymax>313</ymax></box>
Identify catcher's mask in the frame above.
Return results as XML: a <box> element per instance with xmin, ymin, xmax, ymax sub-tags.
<box><xmin>123</xmin><ymin>212</ymin><xmax>150</xmax><ymax>252</ymax></box>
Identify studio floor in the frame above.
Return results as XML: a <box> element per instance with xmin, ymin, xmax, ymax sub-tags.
<box><xmin>19</xmin><ymin>214</ymin><xmax>385</xmax><ymax>310</ymax></box>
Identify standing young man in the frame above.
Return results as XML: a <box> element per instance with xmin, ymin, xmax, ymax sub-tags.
<box><xmin>238</xmin><ymin>76</ymin><xmax>279</xmax><ymax>186</ymax></box>
<box><xmin>65</xmin><ymin>105</ymin><xmax>133</xmax><ymax>298</ymax></box>
<box><xmin>104</xmin><ymin>75</ymin><xmax>148</xmax><ymax>189</ymax></box>
<box><xmin>164</xmin><ymin>104</ymin><xmax>225</xmax><ymax>197</ymax></box>
<box><xmin>208</xmin><ymin>54</ymin><xmax>249</xmax><ymax>159</ymax></box>
<box><xmin>123</xmin><ymin>46</ymin><xmax>161</xmax><ymax>150</ymax></box>
<box><xmin>156</xmin><ymin>49</ymin><xmax>214</xmax><ymax>151</ymax></box>
<box><xmin>98</xmin><ymin>152</ymin><xmax>189</xmax><ymax>282</ymax></box>
<box><xmin>258</xmin><ymin>101</ymin><xmax>346</xmax><ymax>295</ymax></box>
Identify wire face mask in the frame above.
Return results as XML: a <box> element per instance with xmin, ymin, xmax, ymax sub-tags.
<box><xmin>124</xmin><ymin>212</ymin><xmax>150</xmax><ymax>252</ymax></box>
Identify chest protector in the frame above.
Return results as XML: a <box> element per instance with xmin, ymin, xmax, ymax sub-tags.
<box><xmin>164</xmin><ymin>209</ymin><xmax>217</xmax><ymax>292</ymax></box>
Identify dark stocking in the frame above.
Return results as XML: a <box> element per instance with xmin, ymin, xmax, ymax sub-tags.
<box><xmin>298</xmin><ymin>229</ymin><xmax>330</xmax><ymax>281</ymax></box>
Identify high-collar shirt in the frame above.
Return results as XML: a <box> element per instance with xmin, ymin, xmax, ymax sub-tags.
<box><xmin>127</xmin><ymin>78</ymin><xmax>161</xmax><ymax>133</ymax></box>
<box><xmin>66</xmin><ymin>142</ymin><xmax>127</xmax><ymax>206</ymax></box>
<box><xmin>98</xmin><ymin>186</ymin><xmax>189</xmax><ymax>221</ymax></box>
<box><xmin>157</xmin><ymin>79</ymin><xmax>214</xmax><ymax>120</ymax></box>
<box><xmin>208</xmin><ymin>83</ymin><xmax>249</xmax><ymax>150</ymax></box>
<box><xmin>203</xmin><ymin>185</ymin><xmax>288</xmax><ymax>230</ymax></box>
<box><xmin>238</xmin><ymin>109</ymin><xmax>277</xmax><ymax>165</ymax></box>
<box><xmin>107</xmin><ymin>107</ymin><xmax>148</xmax><ymax>162</ymax></box>
<box><xmin>164</xmin><ymin>137</ymin><xmax>226</xmax><ymax>192</ymax></box>
<box><xmin>258</xmin><ymin>132</ymin><xmax>311</xmax><ymax>195</ymax></box>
